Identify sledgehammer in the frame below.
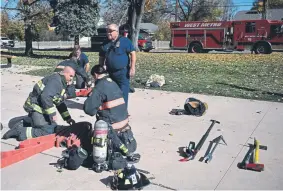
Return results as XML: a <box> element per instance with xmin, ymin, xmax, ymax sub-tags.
<box><xmin>238</xmin><ymin>138</ymin><xmax>267</xmax><ymax>172</ymax></box>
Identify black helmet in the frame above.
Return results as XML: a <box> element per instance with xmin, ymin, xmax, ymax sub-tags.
<box><xmin>111</xmin><ymin>164</ymin><xmax>150</xmax><ymax>190</ymax></box>
<box><xmin>184</xmin><ymin>97</ymin><xmax>208</xmax><ymax>116</ymax></box>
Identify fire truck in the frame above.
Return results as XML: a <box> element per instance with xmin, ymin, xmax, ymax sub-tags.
<box><xmin>170</xmin><ymin>19</ymin><xmax>283</xmax><ymax>54</ymax></box>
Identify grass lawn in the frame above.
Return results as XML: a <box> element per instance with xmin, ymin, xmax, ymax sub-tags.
<box><xmin>4</xmin><ymin>50</ymin><xmax>283</xmax><ymax>102</ymax></box>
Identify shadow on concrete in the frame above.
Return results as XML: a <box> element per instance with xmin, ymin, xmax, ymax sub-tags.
<box><xmin>216</xmin><ymin>82</ymin><xmax>283</xmax><ymax>97</ymax></box>
<box><xmin>100</xmin><ymin>176</ymin><xmax>113</xmax><ymax>187</ymax></box>
<box><xmin>65</xmin><ymin>100</ymin><xmax>84</xmax><ymax>110</ymax></box>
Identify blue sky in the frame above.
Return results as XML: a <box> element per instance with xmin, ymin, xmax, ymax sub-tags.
<box><xmin>2</xmin><ymin>0</ymin><xmax>254</xmax><ymax>19</ymax></box>
<box><xmin>233</xmin><ymin>0</ymin><xmax>253</xmax><ymax>11</ymax></box>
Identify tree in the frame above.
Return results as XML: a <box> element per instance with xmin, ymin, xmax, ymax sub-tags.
<box><xmin>1</xmin><ymin>11</ymin><xmax>10</xmax><ymax>36</ymax></box>
<box><xmin>127</xmin><ymin>0</ymin><xmax>146</xmax><ymax>50</ymax></box>
<box><xmin>252</xmin><ymin>0</ymin><xmax>283</xmax><ymax>10</ymax></box>
<box><xmin>221</xmin><ymin>0</ymin><xmax>237</xmax><ymax>21</ymax></box>
<box><xmin>102</xmin><ymin>1</ymin><xmax>129</xmax><ymax>25</ymax></box>
<box><xmin>142</xmin><ymin>0</ymin><xmax>168</xmax><ymax>24</ymax></box>
<box><xmin>153</xmin><ymin>21</ymin><xmax>171</xmax><ymax>40</ymax></box>
<box><xmin>1</xmin><ymin>0</ymin><xmax>53</xmax><ymax>55</ymax></box>
<box><xmin>50</xmin><ymin>0</ymin><xmax>100</xmax><ymax>45</ymax></box>
<box><xmin>7</xmin><ymin>21</ymin><xmax>25</xmax><ymax>40</ymax></box>
<box><xmin>176</xmin><ymin>0</ymin><xmax>224</xmax><ymax>21</ymax></box>
<box><xmin>268</xmin><ymin>0</ymin><xmax>283</xmax><ymax>8</ymax></box>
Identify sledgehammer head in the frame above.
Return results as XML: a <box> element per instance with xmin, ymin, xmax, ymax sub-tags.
<box><xmin>238</xmin><ymin>163</ymin><xmax>264</xmax><ymax>172</ymax></box>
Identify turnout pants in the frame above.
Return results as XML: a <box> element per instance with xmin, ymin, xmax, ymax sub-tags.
<box><xmin>108</xmin><ymin>125</ymin><xmax>137</xmax><ymax>156</ymax></box>
<box><xmin>16</xmin><ymin>112</ymin><xmax>57</xmax><ymax>141</ymax></box>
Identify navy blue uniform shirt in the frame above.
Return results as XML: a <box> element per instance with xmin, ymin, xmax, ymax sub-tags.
<box><xmin>99</xmin><ymin>36</ymin><xmax>135</xmax><ymax>72</ymax></box>
<box><xmin>69</xmin><ymin>52</ymin><xmax>89</xmax><ymax>69</ymax></box>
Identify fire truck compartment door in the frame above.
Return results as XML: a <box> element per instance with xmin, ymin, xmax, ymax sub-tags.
<box><xmin>204</xmin><ymin>29</ymin><xmax>224</xmax><ymax>49</ymax></box>
<box><xmin>172</xmin><ymin>30</ymin><xmax>187</xmax><ymax>48</ymax></box>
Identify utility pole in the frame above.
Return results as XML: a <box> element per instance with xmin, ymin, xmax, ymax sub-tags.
<box><xmin>175</xmin><ymin>0</ymin><xmax>178</xmax><ymax>21</ymax></box>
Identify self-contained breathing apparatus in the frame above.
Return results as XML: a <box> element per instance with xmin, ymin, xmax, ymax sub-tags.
<box><xmin>91</xmin><ymin>120</ymin><xmax>140</xmax><ymax>173</ymax></box>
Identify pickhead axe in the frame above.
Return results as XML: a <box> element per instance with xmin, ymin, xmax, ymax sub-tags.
<box><xmin>180</xmin><ymin>119</ymin><xmax>220</xmax><ymax>162</ymax></box>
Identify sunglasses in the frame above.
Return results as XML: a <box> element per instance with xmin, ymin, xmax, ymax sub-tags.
<box><xmin>107</xmin><ymin>29</ymin><xmax>117</xmax><ymax>33</ymax></box>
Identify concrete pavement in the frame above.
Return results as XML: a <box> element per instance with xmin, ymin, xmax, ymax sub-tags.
<box><xmin>1</xmin><ymin>65</ymin><xmax>283</xmax><ymax>190</ymax></box>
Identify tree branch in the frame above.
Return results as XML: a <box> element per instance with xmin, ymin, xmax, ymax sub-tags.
<box><xmin>177</xmin><ymin>0</ymin><xmax>187</xmax><ymax>20</ymax></box>
<box><xmin>29</xmin><ymin>8</ymin><xmax>52</xmax><ymax>18</ymax></box>
<box><xmin>0</xmin><ymin>7</ymin><xmax>23</xmax><ymax>11</ymax></box>
<box><xmin>29</xmin><ymin>0</ymin><xmax>41</xmax><ymax>6</ymax></box>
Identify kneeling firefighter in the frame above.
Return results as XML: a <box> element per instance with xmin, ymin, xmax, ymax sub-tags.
<box><xmin>2</xmin><ymin>67</ymin><xmax>76</xmax><ymax>141</ymax></box>
<box><xmin>54</xmin><ymin>57</ymin><xmax>92</xmax><ymax>99</ymax></box>
<box><xmin>84</xmin><ymin>65</ymin><xmax>140</xmax><ymax>172</ymax></box>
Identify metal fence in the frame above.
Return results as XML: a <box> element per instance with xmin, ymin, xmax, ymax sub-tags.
<box><xmin>15</xmin><ymin>40</ymin><xmax>170</xmax><ymax>49</ymax></box>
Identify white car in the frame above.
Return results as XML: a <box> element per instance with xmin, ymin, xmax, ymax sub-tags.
<box><xmin>0</xmin><ymin>36</ymin><xmax>15</xmax><ymax>47</ymax></box>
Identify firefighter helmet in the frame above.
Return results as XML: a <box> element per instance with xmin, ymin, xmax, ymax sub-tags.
<box><xmin>111</xmin><ymin>164</ymin><xmax>150</xmax><ymax>190</ymax></box>
<box><xmin>184</xmin><ymin>97</ymin><xmax>208</xmax><ymax>116</ymax></box>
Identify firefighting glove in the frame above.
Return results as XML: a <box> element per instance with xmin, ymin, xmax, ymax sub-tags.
<box><xmin>66</xmin><ymin>118</ymin><xmax>75</xmax><ymax>126</ymax></box>
<box><xmin>85</xmin><ymin>77</ymin><xmax>92</xmax><ymax>88</ymax></box>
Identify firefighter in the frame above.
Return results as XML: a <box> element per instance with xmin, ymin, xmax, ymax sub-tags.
<box><xmin>2</xmin><ymin>66</ymin><xmax>76</xmax><ymax>141</ymax></box>
<box><xmin>99</xmin><ymin>24</ymin><xmax>137</xmax><ymax>108</ymax></box>
<box><xmin>54</xmin><ymin>57</ymin><xmax>92</xmax><ymax>99</ymax></box>
<box><xmin>83</xmin><ymin>65</ymin><xmax>139</xmax><ymax>168</ymax></box>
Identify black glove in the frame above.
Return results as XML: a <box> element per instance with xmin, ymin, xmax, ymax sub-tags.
<box><xmin>66</xmin><ymin>118</ymin><xmax>75</xmax><ymax>125</ymax></box>
<box><xmin>85</xmin><ymin>77</ymin><xmax>92</xmax><ymax>88</ymax></box>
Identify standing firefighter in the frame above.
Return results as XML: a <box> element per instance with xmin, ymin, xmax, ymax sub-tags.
<box><xmin>2</xmin><ymin>67</ymin><xmax>76</xmax><ymax>141</ymax></box>
<box><xmin>84</xmin><ymin>65</ymin><xmax>139</xmax><ymax>172</ymax></box>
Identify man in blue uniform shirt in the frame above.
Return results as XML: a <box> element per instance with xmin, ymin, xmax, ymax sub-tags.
<box><xmin>99</xmin><ymin>24</ymin><xmax>136</xmax><ymax>108</ymax></box>
<box><xmin>69</xmin><ymin>45</ymin><xmax>90</xmax><ymax>89</ymax></box>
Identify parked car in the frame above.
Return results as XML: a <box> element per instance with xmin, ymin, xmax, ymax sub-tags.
<box><xmin>91</xmin><ymin>27</ymin><xmax>154</xmax><ymax>52</ymax></box>
<box><xmin>0</xmin><ymin>36</ymin><xmax>15</xmax><ymax>47</ymax></box>
<box><xmin>138</xmin><ymin>33</ymin><xmax>155</xmax><ymax>52</ymax></box>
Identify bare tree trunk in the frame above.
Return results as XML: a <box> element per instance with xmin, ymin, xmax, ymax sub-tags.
<box><xmin>25</xmin><ymin>20</ymin><xmax>33</xmax><ymax>56</ymax></box>
<box><xmin>74</xmin><ymin>35</ymin><xmax>80</xmax><ymax>45</ymax></box>
<box><xmin>127</xmin><ymin>0</ymin><xmax>146</xmax><ymax>51</ymax></box>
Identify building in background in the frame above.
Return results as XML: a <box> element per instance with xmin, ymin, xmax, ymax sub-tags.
<box><xmin>234</xmin><ymin>9</ymin><xmax>283</xmax><ymax>21</ymax></box>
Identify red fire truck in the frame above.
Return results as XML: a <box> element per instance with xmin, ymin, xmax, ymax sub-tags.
<box><xmin>170</xmin><ymin>19</ymin><xmax>283</xmax><ymax>54</ymax></box>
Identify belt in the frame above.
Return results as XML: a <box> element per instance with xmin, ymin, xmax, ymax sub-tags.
<box><xmin>111</xmin><ymin>118</ymin><xmax>129</xmax><ymax>130</ymax></box>
<box><xmin>116</xmin><ymin>125</ymin><xmax>131</xmax><ymax>134</ymax></box>
<box><xmin>99</xmin><ymin>98</ymin><xmax>125</xmax><ymax>110</ymax></box>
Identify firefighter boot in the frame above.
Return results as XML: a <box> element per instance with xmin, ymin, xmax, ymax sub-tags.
<box><xmin>2</xmin><ymin>127</ymin><xmax>21</xmax><ymax>140</ymax></box>
<box><xmin>2</xmin><ymin>126</ymin><xmax>29</xmax><ymax>141</ymax></box>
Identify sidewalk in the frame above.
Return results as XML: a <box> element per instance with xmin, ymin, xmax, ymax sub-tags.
<box><xmin>1</xmin><ymin>66</ymin><xmax>283</xmax><ymax>190</ymax></box>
